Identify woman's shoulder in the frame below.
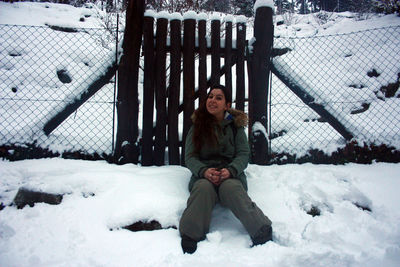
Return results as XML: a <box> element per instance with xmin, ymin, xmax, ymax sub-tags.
<box><xmin>226</xmin><ymin>108</ymin><xmax>248</xmax><ymax>128</ymax></box>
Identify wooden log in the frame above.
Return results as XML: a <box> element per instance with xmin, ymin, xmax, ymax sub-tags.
<box><xmin>182</xmin><ymin>17</ymin><xmax>196</xmax><ymax>165</ymax></box>
<box><xmin>114</xmin><ymin>0</ymin><xmax>145</xmax><ymax>164</ymax></box>
<box><xmin>198</xmin><ymin>19</ymin><xmax>208</xmax><ymax>105</ymax></box>
<box><xmin>154</xmin><ymin>17</ymin><xmax>168</xmax><ymax>166</ymax></box>
<box><xmin>270</xmin><ymin>62</ymin><xmax>353</xmax><ymax>140</ymax></box>
<box><xmin>224</xmin><ymin>20</ymin><xmax>233</xmax><ymax>98</ymax></box>
<box><xmin>168</xmin><ymin>18</ymin><xmax>182</xmax><ymax>165</ymax></box>
<box><xmin>235</xmin><ymin>22</ymin><xmax>246</xmax><ymax>111</ymax></box>
<box><xmin>43</xmin><ymin>60</ymin><xmax>117</xmax><ymax>136</ymax></box>
<box><xmin>141</xmin><ymin>15</ymin><xmax>155</xmax><ymax>166</ymax></box>
<box><xmin>248</xmin><ymin>6</ymin><xmax>274</xmax><ymax>165</ymax></box>
<box><xmin>211</xmin><ymin>19</ymin><xmax>221</xmax><ymax>86</ymax></box>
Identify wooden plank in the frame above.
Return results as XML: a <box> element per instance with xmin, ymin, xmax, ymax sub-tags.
<box><xmin>224</xmin><ymin>20</ymin><xmax>233</xmax><ymax>98</ymax></box>
<box><xmin>141</xmin><ymin>15</ymin><xmax>155</xmax><ymax>166</ymax></box>
<box><xmin>43</xmin><ymin>60</ymin><xmax>117</xmax><ymax>136</ymax></box>
<box><xmin>114</xmin><ymin>0</ymin><xmax>145</xmax><ymax>164</ymax></box>
<box><xmin>182</xmin><ymin>17</ymin><xmax>196</xmax><ymax>165</ymax></box>
<box><xmin>154</xmin><ymin>17</ymin><xmax>168</xmax><ymax>166</ymax></box>
<box><xmin>235</xmin><ymin>22</ymin><xmax>246</xmax><ymax>111</ymax></box>
<box><xmin>211</xmin><ymin>19</ymin><xmax>221</xmax><ymax>86</ymax></box>
<box><xmin>198</xmin><ymin>19</ymin><xmax>207</xmax><ymax>105</ymax></box>
<box><xmin>168</xmin><ymin>18</ymin><xmax>181</xmax><ymax>165</ymax></box>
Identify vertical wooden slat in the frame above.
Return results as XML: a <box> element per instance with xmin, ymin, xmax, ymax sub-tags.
<box><xmin>154</xmin><ymin>17</ymin><xmax>168</xmax><ymax>166</ymax></box>
<box><xmin>198</xmin><ymin>19</ymin><xmax>207</xmax><ymax>105</ymax></box>
<box><xmin>211</xmin><ymin>18</ymin><xmax>221</xmax><ymax>86</ymax></box>
<box><xmin>236</xmin><ymin>21</ymin><xmax>246</xmax><ymax>111</ymax></box>
<box><xmin>168</xmin><ymin>18</ymin><xmax>181</xmax><ymax>165</ymax></box>
<box><xmin>141</xmin><ymin>15</ymin><xmax>155</xmax><ymax>166</ymax></box>
<box><xmin>224</xmin><ymin>20</ymin><xmax>233</xmax><ymax>98</ymax></box>
<box><xmin>182</xmin><ymin>16</ymin><xmax>196</xmax><ymax>165</ymax></box>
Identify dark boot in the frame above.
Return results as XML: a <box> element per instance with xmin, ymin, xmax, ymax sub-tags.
<box><xmin>181</xmin><ymin>235</ymin><xmax>198</xmax><ymax>254</ymax></box>
<box><xmin>251</xmin><ymin>225</ymin><xmax>273</xmax><ymax>247</ymax></box>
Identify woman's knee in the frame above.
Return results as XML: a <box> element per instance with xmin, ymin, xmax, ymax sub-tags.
<box><xmin>192</xmin><ymin>179</ymin><xmax>216</xmax><ymax>195</ymax></box>
<box><xmin>218</xmin><ymin>179</ymin><xmax>245</xmax><ymax>199</ymax></box>
<box><xmin>220</xmin><ymin>178</ymin><xmax>242</xmax><ymax>191</ymax></box>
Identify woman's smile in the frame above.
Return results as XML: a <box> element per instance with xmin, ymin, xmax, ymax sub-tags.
<box><xmin>206</xmin><ymin>89</ymin><xmax>229</xmax><ymax>120</ymax></box>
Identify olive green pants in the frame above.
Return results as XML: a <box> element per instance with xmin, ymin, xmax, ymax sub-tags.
<box><xmin>179</xmin><ymin>178</ymin><xmax>272</xmax><ymax>241</ymax></box>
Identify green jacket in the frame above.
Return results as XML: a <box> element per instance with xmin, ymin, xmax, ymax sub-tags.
<box><xmin>185</xmin><ymin>108</ymin><xmax>250</xmax><ymax>191</ymax></box>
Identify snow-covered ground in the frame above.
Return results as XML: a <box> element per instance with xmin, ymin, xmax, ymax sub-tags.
<box><xmin>1</xmin><ymin>158</ymin><xmax>400</xmax><ymax>266</ymax></box>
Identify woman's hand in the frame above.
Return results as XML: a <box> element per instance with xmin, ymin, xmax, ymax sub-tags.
<box><xmin>219</xmin><ymin>168</ymin><xmax>231</xmax><ymax>180</ymax></box>
<box><xmin>204</xmin><ymin>168</ymin><xmax>222</xmax><ymax>185</ymax></box>
<box><xmin>204</xmin><ymin>168</ymin><xmax>231</xmax><ymax>185</ymax></box>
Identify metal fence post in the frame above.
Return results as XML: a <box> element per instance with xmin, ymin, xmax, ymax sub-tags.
<box><xmin>248</xmin><ymin>6</ymin><xmax>274</xmax><ymax>165</ymax></box>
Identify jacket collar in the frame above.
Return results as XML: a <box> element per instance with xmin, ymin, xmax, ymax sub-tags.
<box><xmin>222</xmin><ymin>108</ymin><xmax>248</xmax><ymax>128</ymax></box>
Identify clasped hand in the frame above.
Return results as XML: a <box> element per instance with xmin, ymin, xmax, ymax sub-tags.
<box><xmin>204</xmin><ymin>168</ymin><xmax>230</xmax><ymax>186</ymax></box>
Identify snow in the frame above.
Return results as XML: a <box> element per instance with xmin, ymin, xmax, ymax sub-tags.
<box><xmin>254</xmin><ymin>0</ymin><xmax>275</xmax><ymax>11</ymax></box>
<box><xmin>170</xmin><ymin>12</ymin><xmax>184</xmax><ymax>21</ymax></box>
<box><xmin>1</xmin><ymin>158</ymin><xmax>400</xmax><ymax>266</ymax></box>
<box><xmin>144</xmin><ymin>10</ymin><xmax>157</xmax><ymax>18</ymax></box>
<box><xmin>236</xmin><ymin>15</ymin><xmax>248</xmax><ymax>24</ymax></box>
<box><xmin>183</xmin><ymin>10</ymin><xmax>197</xmax><ymax>20</ymax></box>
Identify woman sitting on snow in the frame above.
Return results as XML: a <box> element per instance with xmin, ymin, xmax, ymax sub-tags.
<box><xmin>179</xmin><ymin>84</ymin><xmax>273</xmax><ymax>254</ymax></box>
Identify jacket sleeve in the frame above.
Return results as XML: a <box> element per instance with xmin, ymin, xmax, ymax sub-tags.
<box><xmin>227</xmin><ymin>127</ymin><xmax>250</xmax><ymax>178</ymax></box>
<box><xmin>184</xmin><ymin>126</ymin><xmax>208</xmax><ymax>178</ymax></box>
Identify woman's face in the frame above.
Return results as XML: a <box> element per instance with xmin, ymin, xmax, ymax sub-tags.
<box><xmin>206</xmin><ymin>89</ymin><xmax>230</xmax><ymax>120</ymax></box>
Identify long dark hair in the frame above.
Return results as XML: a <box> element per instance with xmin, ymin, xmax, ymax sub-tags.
<box><xmin>192</xmin><ymin>85</ymin><xmax>232</xmax><ymax>153</ymax></box>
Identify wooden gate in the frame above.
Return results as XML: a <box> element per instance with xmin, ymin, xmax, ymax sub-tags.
<box><xmin>140</xmin><ymin>12</ymin><xmax>248</xmax><ymax>166</ymax></box>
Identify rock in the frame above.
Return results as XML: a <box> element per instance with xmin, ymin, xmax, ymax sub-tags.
<box><xmin>13</xmin><ymin>188</ymin><xmax>63</xmax><ymax>209</ymax></box>
<box><xmin>56</xmin><ymin>69</ymin><xmax>72</xmax><ymax>84</ymax></box>
<box><xmin>121</xmin><ymin>220</ymin><xmax>177</xmax><ymax>232</ymax></box>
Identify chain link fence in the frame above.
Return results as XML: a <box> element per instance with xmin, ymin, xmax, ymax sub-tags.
<box><xmin>0</xmin><ymin>24</ymin><xmax>119</xmax><ymax>156</ymax></box>
<box><xmin>270</xmin><ymin>26</ymin><xmax>400</xmax><ymax>159</ymax></box>
<box><xmin>1</xmin><ymin>24</ymin><xmax>399</xmax><ymax>161</ymax></box>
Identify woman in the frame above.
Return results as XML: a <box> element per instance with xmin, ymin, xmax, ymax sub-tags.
<box><xmin>179</xmin><ymin>85</ymin><xmax>272</xmax><ymax>254</ymax></box>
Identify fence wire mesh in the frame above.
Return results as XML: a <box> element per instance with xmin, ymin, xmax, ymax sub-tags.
<box><xmin>1</xmin><ymin>24</ymin><xmax>399</xmax><ymax>159</ymax></box>
<box><xmin>0</xmin><ymin>24</ymin><xmax>119</xmax><ymax>155</ymax></box>
<box><xmin>270</xmin><ymin>26</ymin><xmax>400</xmax><ymax>157</ymax></box>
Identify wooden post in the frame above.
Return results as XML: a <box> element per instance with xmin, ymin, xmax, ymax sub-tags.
<box><xmin>248</xmin><ymin>6</ymin><xmax>274</xmax><ymax>165</ymax></box>
<box><xmin>168</xmin><ymin>18</ymin><xmax>182</xmax><ymax>165</ymax></box>
<box><xmin>114</xmin><ymin>0</ymin><xmax>145</xmax><ymax>164</ymax></box>
<box><xmin>211</xmin><ymin>18</ymin><xmax>221</xmax><ymax>86</ymax></box>
<box><xmin>235</xmin><ymin>20</ymin><xmax>246</xmax><ymax>111</ymax></box>
<box><xmin>182</xmin><ymin>16</ymin><xmax>196</xmax><ymax>165</ymax></box>
<box><xmin>154</xmin><ymin>17</ymin><xmax>168</xmax><ymax>166</ymax></box>
<box><xmin>198</xmin><ymin>19</ymin><xmax>208</xmax><ymax>105</ymax></box>
<box><xmin>224</xmin><ymin>19</ymin><xmax>233</xmax><ymax>97</ymax></box>
<box><xmin>141</xmin><ymin>15</ymin><xmax>155</xmax><ymax>166</ymax></box>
